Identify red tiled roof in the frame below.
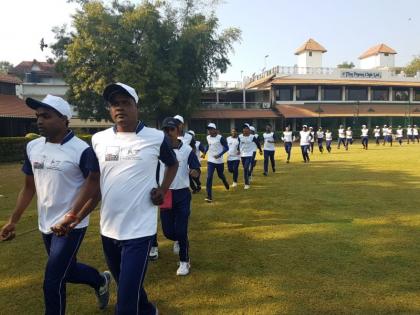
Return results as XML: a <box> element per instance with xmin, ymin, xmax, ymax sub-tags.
<box><xmin>359</xmin><ymin>43</ymin><xmax>397</xmax><ymax>59</ymax></box>
<box><xmin>0</xmin><ymin>94</ymin><xmax>35</xmax><ymax>118</ymax></box>
<box><xmin>0</xmin><ymin>74</ymin><xmax>22</xmax><ymax>84</ymax></box>
<box><xmin>295</xmin><ymin>38</ymin><xmax>327</xmax><ymax>55</ymax></box>
<box><xmin>191</xmin><ymin>109</ymin><xmax>281</xmax><ymax>119</ymax></box>
<box><xmin>9</xmin><ymin>60</ymin><xmax>57</xmax><ymax>77</ymax></box>
<box><xmin>276</xmin><ymin>104</ymin><xmax>420</xmax><ymax>118</ymax></box>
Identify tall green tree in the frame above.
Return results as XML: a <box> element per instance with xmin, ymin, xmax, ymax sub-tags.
<box><xmin>51</xmin><ymin>0</ymin><xmax>241</xmax><ymax>121</ymax></box>
<box><xmin>405</xmin><ymin>55</ymin><xmax>420</xmax><ymax>76</ymax></box>
<box><xmin>337</xmin><ymin>61</ymin><xmax>355</xmax><ymax>69</ymax></box>
<box><xmin>0</xmin><ymin>61</ymin><xmax>13</xmax><ymax>74</ymax></box>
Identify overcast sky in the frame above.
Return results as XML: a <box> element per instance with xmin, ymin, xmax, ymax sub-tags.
<box><xmin>1</xmin><ymin>0</ymin><xmax>419</xmax><ymax>81</ymax></box>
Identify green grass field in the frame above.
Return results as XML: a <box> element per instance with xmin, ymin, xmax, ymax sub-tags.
<box><xmin>1</xmin><ymin>141</ymin><xmax>420</xmax><ymax>314</ymax></box>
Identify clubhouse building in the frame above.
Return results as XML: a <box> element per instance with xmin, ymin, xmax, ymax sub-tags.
<box><xmin>190</xmin><ymin>39</ymin><xmax>420</xmax><ymax>133</ymax></box>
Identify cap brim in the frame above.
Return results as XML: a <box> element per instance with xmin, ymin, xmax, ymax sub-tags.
<box><xmin>25</xmin><ymin>98</ymin><xmax>63</xmax><ymax>117</ymax></box>
<box><xmin>103</xmin><ymin>84</ymin><xmax>135</xmax><ymax>103</ymax></box>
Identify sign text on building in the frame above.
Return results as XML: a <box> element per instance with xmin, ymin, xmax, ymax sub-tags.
<box><xmin>340</xmin><ymin>71</ymin><xmax>382</xmax><ymax>79</ymax></box>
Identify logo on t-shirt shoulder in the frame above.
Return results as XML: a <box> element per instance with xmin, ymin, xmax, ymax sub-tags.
<box><xmin>105</xmin><ymin>146</ymin><xmax>120</xmax><ymax>161</ymax></box>
<box><xmin>33</xmin><ymin>161</ymin><xmax>45</xmax><ymax>169</ymax></box>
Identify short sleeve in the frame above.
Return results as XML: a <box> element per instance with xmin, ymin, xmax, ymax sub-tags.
<box><xmin>79</xmin><ymin>147</ymin><xmax>100</xmax><ymax>178</ymax></box>
<box><xmin>159</xmin><ymin>135</ymin><xmax>177</xmax><ymax>166</ymax></box>
<box><xmin>21</xmin><ymin>144</ymin><xmax>33</xmax><ymax>175</ymax></box>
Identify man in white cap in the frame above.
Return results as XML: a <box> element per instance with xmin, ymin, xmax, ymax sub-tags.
<box><xmin>374</xmin><ymin>125</ymin><xmax>381</xmax><ymax>145</ymax></box>
<box><xmin>201</xmin><ymin>122</ymin><xmax>229</xmax><ymax>202</ymax></box>
<box><xmin>406</xmin><ymin>125</ymin><xmax>413</xmax><ymax>144</ymax></box>
<box><xmin>299</xmin><ymin>125</ymin><xmax>312</xmax><ymax>163</ymax></box>
<box><xmin>361</xmin><ymin>125</ymin><xmax>369</xmax><ymax>149</ymax></box>
<box><xmin>0</xmin><ymin>95</ymin><xmax>111</xmax><ymax>314</ymax></box>
<box><xmin>174</xmin><ymin>115</ymin><xmax>193</xmax><ymax>146</ymax></box>
<box><xmin>52</xmin><ymin>82</ymin><xmax>179</xmax><ymax>315</ymax></box>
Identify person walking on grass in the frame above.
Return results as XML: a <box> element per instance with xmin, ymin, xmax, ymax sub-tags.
<box><xmin>201</xmin><ymin>123</ymin><xmax>229</xmax><ymax>203</ymax></box>
<box><xmin>309</xmin><ymin>127</ymin><xmax>315</xmax><ymax>154</ymax></box>
<box><xmin>159</xmin><ymin>117</ymin><xmax>200</xmax><ymax>276</ymax></box>
<box><xmin>0</xmin><ymin>95</ymin><xmax>111</xmax><ymax>315</ymax></box>
<box><xmin>345</xmin><ymin>126</ymin><xmax>353</xmax><ymax>151</ymax></box>
<box><xmin>281</xmin><ymin>126</ymin><xmax>294</xmax><ymax>163</ymax></box>
<box><xmin>374</xmin><ymin>126</ymin><xmax>381</xmax><ymax>145</ymax></box>
<box><xmin>325</xmin><ymin>129</ymin><xmax>333</xmax><ymax>153</ymax></box>
<box><xmin>361</xmin><ymin>125</ymin><xmax>369</xmax><ymax>150</ymax></box>
<box><xmin>413</xmin><ymin>125</ymin><xmax>419</xmax><ymax>143</ymax></box>
<box><xmin>249</xmin><ymin>126</ymin><xmax>259</xmax><ymax>180</ymax></box>
<box><xmin>239</xmin><ymin>124</ymin><xmax>262</xmax><ymax>189</ymax></box>
<box><xmin>407</xmin><ymin>125</ymin><xmax>413</xmax><ymax>144</ymax></box>
<box><xmin>387</xmin><ymin>126</ymin><xmax>393</xmax><ymax>146</ymax></box>
<box><xmin>187</xmin><ymin>130</ymin><xmax>205</xmax><ymax>193</ymax></box>
<box><xmin>299</xmin><ymin>125</ymin><xmax>312</xmax><ymax>163</ymax></box>
<box><xmin>316</xmin><ymin>127</ymin><xmax>324</xmax><ymax>153</ymax></box>
<box><xmin>396</xmin><ymin>126</ymin><xmax>404</xmax><ymax>146</ymax></box>
<box><xmin>227</xmin><ymin>128</ymin><xmax>241</xmax><ymax>187</ymax></box>
<box><xmin>262</xmin><ymin>124</ymin><xmax>276</xmax><ymax>176</ymax></box>
<box><xmin>52</xmin><ymin>83</ymin><xmax>178</xmax><ymax>315</ymax></box>
<box><xmin>337</xmin><ymin>125</ymin><xmax>346</xmax><ymax>149</ymax></box>
<box><xmin>382</xmin><ymin>124</ymin><xmax>388</xmax><ymax>145</ymax></box>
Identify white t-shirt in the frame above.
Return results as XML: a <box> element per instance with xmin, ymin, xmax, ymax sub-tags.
<box><xmin>316</xmin><ymin>131</ymin><xmax>324</xmax><ymax>139</ymax></box>
<box><xmin>382</xmin><ymin>128</ymin><xmax>388</xmax><ymax>136</ymax></box>
<box><xmin>263</xmin><ymin>132</ymin><xmax>275</xmax><ymax>151</ymax></box>
<box><xmin>361</xmin><ymin>128</ymin><xmax>369</xmax><ymax>137</ymax></box>
<box><xmin>346</xmin><ymin>130</ymin><xmax>353</xmax><ymax>139</ymax></box>
<box><xmin>251</xmin><ymin>134</ymin><xmax>259</xmax><ymax>152</ymax></box>
<box><xmin>299</xmin><ymin>131</ymin><xmax>311</xmax><ymax>146</ymax></box>
<box><xmin>206</xmin><ymin>134</ymin><xmax>227</xmax><ymax>164</ymax></box>
<box><xmin>325</xmin><ymin>132</ymin><xmax>333</xmax><ymax>141</ymax></box>
<box><xmin>178</xmin><ymin>132</ymin><xmax>193</xmax><ymax>145</ymax></box>
<box><xmin>414</xmin><ymin>128</ymin><xmax>419</xmax><ymax>136</ymax></box>
<box><xmin>310</xmin><ymin>131</ymin><xmax>315</xmax><ymax>143</ymax></box>
<box><xmin>374</xmin><ymin>128</ymin><xmax>381</xmax><ymax>137</ymax></box>
<box><xmin>396</xmin><ymin>129</ymin><xmax>403</xmax><ymax>137</ymax></box>
<box><xmin>282</xmin><ymin>131</ymin><xmax>293</xmax><ymax>142</ymax></box>
<box><xmin>238</xmin><ymin>134</ymin><xmax>256</xmax><ymax>157</ymax></box>
<box><xmin>166</xmin><ymin>143</ymin><xmax>200</xmax><ymax>190</ymax></box>
<box><xmin>227</xmin><ymin>136</ymin><xmax>240</xmax><ymax>161</ymax></box>
<box><xmin>23</xmin><ymin>132</ymin><xmax>92</xmax><ymax>234</ymax></box>
<box><xmin>407</xmin><ymin>128</ymin><xmax>413</xmax><ymax>136</ymax></box>
<box><xmin>91</xmin><ymin>123</ymin><xmax>177</xmax><ymax>240</ymax></box>
<box><xmin>338</xmin><ymin>128</ymin><xmax>345</xmax><ymax>138</ymax></box>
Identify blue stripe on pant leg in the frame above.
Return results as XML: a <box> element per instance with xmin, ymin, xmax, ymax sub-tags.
<box><xmin>206</xmin><ymin>162</ymin><xmax>216</xmax><ymax>199</ymax></box>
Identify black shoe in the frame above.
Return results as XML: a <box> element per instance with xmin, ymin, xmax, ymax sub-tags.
<box><xmin>223</xmin><ymin>181</ymin><xmax>230</xmax><ymax>190</ymax></box>
<box><xmin>96</xmin><ymin>271</ymin><xmax>112</xmax><ymax>310</ymax></box>
<box><xmin>263</xmin><ymin>172</ymin><xmax>268</xmax><ymax>176</ymax></box>
<box><xmin>272</xmin><ymin>168</ymin><xmax>276</xmax><ymax>173</ymax></box>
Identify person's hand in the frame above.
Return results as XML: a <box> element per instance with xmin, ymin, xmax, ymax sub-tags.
<box><xmin>151</xmin><ymin>188</ymin><xmax>164</xmax><ymax>205</ymax></box>
<box><xmin>259</xmin><ymin>150</ymin><xmax>263</xmax><ymax>155</ymax></box>
<box><xmin>214</xmin><ymin>154</ymin><xmax>221</xmax><ymax>159</ymax></box>
<box><xmin>0</xmin><ymin>222</ymin><xmax>16</xmax><ymax>241</ymax></box>
<box><xmin>200</xmin><ymin>154</ymin><xmax>206</xmax><ymax>159</ymax></box>
<box><xmin>51</xmin><ymin>214</ymin><xmax>80</xmax><ymax>237</ymax></box>
<box><xmin>189</xmin><ymin>169</ymin><xmax>200</xmax><ymax>178</ymax></box>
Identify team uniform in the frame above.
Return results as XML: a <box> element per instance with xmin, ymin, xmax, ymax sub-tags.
<box><xmin>249</xmin><ymin>133</ymin><xmax>259</xmax><ymax>177</ymax></box>
<box><xmin>299</xmin><ymin>130</ymin><xmax>312</xmax><ymax>163</ymax></box>
<box><xmin>387</xmin><ymin>127</ymin><xmax>393</xmax><ymax>146</ymax></box>
<box><xmin>337</xmin><ymin>128</ymin><xmax>346</xmax><ymax>149</ymax></box>
<box><xmin>281</xmin><ymin>131</ymin><xmax>294</xmax><ymax>162</ymax></box>
<box><xmin>316</xmin><ymin>130</ymin><xmax>324</xmax><ymax>153</ymax></box>
<box><xmin>238</xmin><ymin>134</ymin><xmax>261</xmax><ymax>187</ymax></box>
<box><xmin>159</xmin><ymin>141</ymin><xmax>200</xmax><ymax>275</ymax></box>
<box><xmin>374</xmin><ymin>127</ymin><xmax>381</xmax><ymax>145</ymax></box>
<box><xmin>396</xmin><ymin>128</ymin><xmax>404</xmax><ymax>145</ymax></box>
<box><xmin>309</xmin><ymin>130</ymin><xmax>315</xmax><ymax>153</ymax></box>
<box><xmin>345</xmin><ymin>130</ymin><xmax>353</xmax><ymax>150</ymax></box>
<box><xmin>382</xmin><ymin>126</ymin><xmax>388</xmax><ymax>145</ymax></box>
<box><xmin>413</xmin><ymin>126</ymin><xmax>419</xmax><ymax>143</ymax></box>
<box><xmin>361</xmin><ymin>127</ymin><xmax>369</xmax><ymax>149</ymax></box>
<box><xmin>262</xmin><ymin>131</ymin><xmax>276</xmax><ymax>174</ymax></box>
<box><xmin>204</xmin><ymin>134</ymin><xmax>229</xmax><ymax>201</ymax></box>
<box><xmin>407</xmin><ymin>126</ymin><xmax>414</xmax><ymax>143</ymax></box>
<box><xmin>22</xmin><ymin>131</ymin><xmax>106</xmax><ymax>315</ymax></box>
<box><xmin>227</xmin><ymin>136</ymin><xmax>241</xmax><ymax>185</ymax></box>
<box><xmin>325</xmin><ymin>131</ymin><xmax>333</xmax><ymax>153</ymax></box>
<box><xmin>91</xmin><ymin>122</ymin><xmax>177</xmax><ymax>315</ymax></box>
<box><xmin>178</xmin><ymin>132</ymin><xmax>193</xmax><ymax>146</ymax></box>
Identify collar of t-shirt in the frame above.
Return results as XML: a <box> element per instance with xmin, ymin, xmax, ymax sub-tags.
<box><xmin>112</xmin><ymin>121</ymin><xmax>144</xmax><ymax>134</ymax></box>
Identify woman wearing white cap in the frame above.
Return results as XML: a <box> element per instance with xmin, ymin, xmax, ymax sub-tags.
<box><xmin>239</xmin><ymin>124</ymin><xmax>262</xmax><ymax>189</ymax></box>
<box><xmin>281</xmin><ymin>126</ymin><xmax>295</xmax><ymax>163</ymax></box>
<box><xmin>201</xmin><ymin>123</ymin><xmax>230</xmax><ymax>202</ymax></box>
<box><xmin>1</xmin><ymin>95</ymin><xmax>111</xmax><ymax>314</ymax></box>
<box><xmin>396</xmin><ymin>126</ymin><xmax>404</xmax><ymax>145</ymax></box>
<box><xmin>174</xmin><ymin>114</ymin><xmax>193</xmax><ymax>146</ymax></box>
<box><xmin>361</xmin><ymin>125</ymin><xmax>369</xmax><ymax>149</ymax></box>
<box><xmin>345</xmin><ymin>127</ymin><xmax>353</xmax><ymax>150</ymax></box>
<box><xmin>227</xmin><ymin>128</ymin><xmax>241</xmax><ymax>187</ymax></box>
<box><xmin>337</xmin><ymin>125</ymin><xmax>346</xmax><ymax>149</ymax></box>
<box><xmin>53</xmin><ymin>82</ymin><xmax>179</xmax><ymax>315</ymax></box>
<box><xmin>373</xmin><ymin>126</ymin><xmax>381</xmax><ymax>145</ymax></box>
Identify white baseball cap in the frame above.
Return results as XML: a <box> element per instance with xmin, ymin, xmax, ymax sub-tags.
<box><xmin>250</xmin><ymin>126</ymin><xmax>256</xmax><ymax>132</ymax></box>
<box><xmin>26</xmin><ymin>94</ymin><xmax>72</xmax><ymax>120</ymax></box>
<box><xmin>207</xmin><ymin>123</ymin><xmax>217</xmax><ymax>129</ymax></box>
<box><xmin>174</xmin><ymin>115</ymin><xmax>184</xmax><ymax>124</ymax></box>
<box><xmin>303</xmin><ymin>125</ymin><xmax>308</xmax><ymax>128</ymax></box>
<box><xmin>103</xmin><ymin>82</ymin><xmax>139</xmax><ymax>103</ymax></box>
<box><xmin>188</xmin><ymin>130</ymin><xmax>195</xmax><ymax>136</ymax></box>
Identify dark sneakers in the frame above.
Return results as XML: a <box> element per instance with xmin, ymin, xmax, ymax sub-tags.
<box><xmin>96</xmin><ymin>271</ymin><xmax>112</xmax><ymax>310</ymax></box>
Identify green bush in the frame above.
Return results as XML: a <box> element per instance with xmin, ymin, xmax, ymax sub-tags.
<box><xmin>0</xmin><ymin>137</ymin><xmax>30</xmax><ymax>163</ymax></box>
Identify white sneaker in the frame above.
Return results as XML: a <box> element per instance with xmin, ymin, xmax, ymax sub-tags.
<box><xmin>244</xmin><ymin>185</ymin><xmax>250</xmax><ymax>190</ymax></box>
<box><xmin>176</xmin><ymin>261</ymin><xmax>190</xmax><ymax>276</ymax></box>
<box><xmin>149</xmin><ymin>246</ymin><xmax>159</xmax><ymax>261</ymax></box>
<box><xmin>173</xmin><ymin>241</ymin><xmax>180</xmax><ymax>255</ymax></box>
<box><xmin>231</xmin><ymin>182</ymin><xmax>238</xmax><ymax>187</ymax></box>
